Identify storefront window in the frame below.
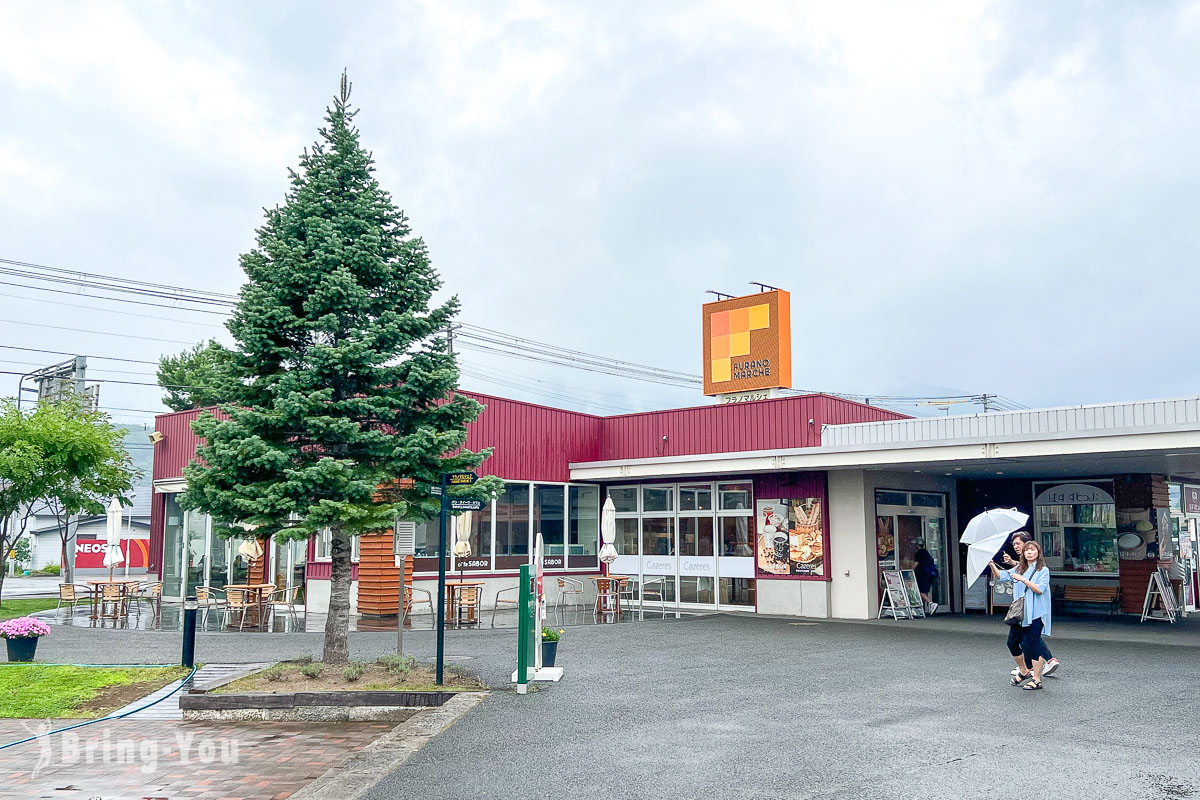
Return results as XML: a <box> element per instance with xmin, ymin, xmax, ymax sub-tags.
<box><xmin>876</xmin><ymin>490</ymin><xmax>907</xmax><ymax>506</ymax></box>
<box><xmin>162</xmin><ymin>494</ymin><xmax>185</xmax><ymax>599</ymax></box>
<box><xmin>534</xmin><ymin>485</ymin><xmax>565</xmax><ymax>555</ymax></box>
<box><xmin>910</xmin><ymin>493</ymin><xmax>943</xmax><ymax>508</ymax></box>
<box><xmin>568</xmin><ymin>486</ymin><xmax>599</xmax><ymax>568</ymax></box>
<box><xmin>609</xmin><ymin>487</ymin><xmax>638</xmax><ymax>513</ymax></box>
<box><xmin>495</xmin><ymin>483</ymin><xmax>531</xmax><ymax>560</ymax></box>
<box><xmin>679</xmin><ymin>485</ymin><xmax>712</xmax><ymax>511</ymax></box>
<box><xmin>642</xmin><ymin>486</ymin><xmax>673</xmax><ymax>513</ymax></box>
<box><xmin>719</xmin><ymin>516</ymin><xmax>753</xmax><ymax>556</ymax></box>
<box><xmin>680</xmin><ymin>576</ymin><xmax>714</xmax><ymax>604</ymax></box>
<box><xmin>720</xmin><ymin>577</ymin><xmax>755</xmax><ymax>606</ymax></box>
<box><xmin>616</xmin><ymin>518</ymin><xmax>639</xmax><ymax>554</ymax></box>
<box><xmin>678</xmin><ymin>517</ymin><xmax>714</xmax><ymax>556</ymax></box>
<box><xmin>1033</xmin><ymin>481</ymin><xmax>1118</xmax><ymax>573</ymax></box>
<box><xmin>719</xmin><ymin>482</ymin><xmax>752</xmax><ymax>511</ymax></box>
<box><xmin>642</xmin><ymin>518</ymin><xmax>675</xmax><ymax>556</ymax></box>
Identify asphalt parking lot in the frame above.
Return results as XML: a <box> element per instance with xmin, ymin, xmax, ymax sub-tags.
<box><xmin>27</xmin><ymin>611</ymin><xmax>1200</xmax><ymax>799</ymax></box>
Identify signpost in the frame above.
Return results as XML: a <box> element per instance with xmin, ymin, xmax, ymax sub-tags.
<box><xmin>435</xmin><ymin>470</ymin><xmax>483</xmax><ymax>686</ymax></box>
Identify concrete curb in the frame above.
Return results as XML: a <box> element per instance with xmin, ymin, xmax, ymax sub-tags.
<box><xmin>290</xmin><ymin>691</ymin><xmax>489</xmax><ymax>800</ymax></box>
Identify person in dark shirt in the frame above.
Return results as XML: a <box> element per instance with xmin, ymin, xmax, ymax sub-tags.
<box><xmin>913</xmin><ymin>546</ymin><xmax>939</xmax><ymax>614</ymax></box>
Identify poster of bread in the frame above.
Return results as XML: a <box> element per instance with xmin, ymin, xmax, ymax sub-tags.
<box><xmin>756</xmin><ymin>498</ymin><xmax>827</xmax><ymax>579</ymax></box>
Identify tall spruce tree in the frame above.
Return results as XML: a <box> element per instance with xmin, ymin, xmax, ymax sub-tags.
<box><xmin>181</xmin><ymin>74</ymin><xmax>497</xmax><ymax>664</ymax></box>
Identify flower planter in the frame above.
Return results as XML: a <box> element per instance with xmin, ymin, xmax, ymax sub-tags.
<box><xmin>5</xmin><ymin>637</ymin><xmax>38</xmax><ymax>662</ymax></box>
<box><xmin>541</xmin><ymin>640</ymin><xmax>558</xmax><ymax>667</ymax></box>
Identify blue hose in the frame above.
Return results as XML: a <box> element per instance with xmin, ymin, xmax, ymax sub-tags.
<box><xmin>0</xmin><ymin>664</ymin><xmax>199</xmax><ymax>751</ymax></box>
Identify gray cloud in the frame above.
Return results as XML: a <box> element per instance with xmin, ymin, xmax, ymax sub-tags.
<box><xmin>0</xmin><ymin>1</ymin><xmax>1197</xmax><ymax>421</ymax></box>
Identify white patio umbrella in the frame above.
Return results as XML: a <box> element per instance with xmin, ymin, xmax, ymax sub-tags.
<box><xmin>454</xmin><ymin>511</ymin><xmax>473</xmax><ymax>557</ymax></box>
<box><xmin>103</xmin><ymin>498</ymin><xmax>125</xmax><ymax>579</ymax></box>
<box><xmin>599</xmin><ymin>497</ymin><xmax>617</xmax><ymax>564</ymax></box>
<box><xmin>960</xmin><ymin>508</ymin><xmax>1029</xmax><ymax>589</ymax></box>
<box><xmin>237</xmin><ymin>537</ymin><xmax>264</xmax><ymax>562</ymax></box>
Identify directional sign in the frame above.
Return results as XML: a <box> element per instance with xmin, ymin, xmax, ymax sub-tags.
<box><xmin>395</xmin><ymin>478</ymin><xmax>416</xmax><ymax>490</ymax></box>
<box><xmin>429</xmin><ymin>485</ymin><xmax>443</xmax><ymax>497</ymax></box>
<box><xmin>445</xmin><ymin>471</ymin><xmax>479</xmax><ymax>486</ymax></box>
<box><xmin>449</xmin><ymin>498</ymin><xmax>485</xmax><ymax>512</ymax></box>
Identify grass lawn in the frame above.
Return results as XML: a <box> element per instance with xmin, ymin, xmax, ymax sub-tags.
<box><xmin>0</xmin><ymin>665</ymin><xmax>189</xmax><ymax>718</ymax></box>
<box><xmin>0</xmin><ymin>598</ymin><xmax>57</xmax><ymax>621</ymax></box>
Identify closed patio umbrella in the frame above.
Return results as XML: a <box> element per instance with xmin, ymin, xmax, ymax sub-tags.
<box><xmin>599</xmin><ymin>497</ymin><xmax>617</xmax><ymax>564</ymax></box>
<box><xmin>103</xmin><ymin>498</ymin><xmax>125</xmax><ymax>579</ymax></box>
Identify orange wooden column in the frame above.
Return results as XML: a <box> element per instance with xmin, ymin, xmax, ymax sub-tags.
<box><xmin>357</xmin><ymin>531</ymin><xmax>413</xmax><ymax>617</ymax></box>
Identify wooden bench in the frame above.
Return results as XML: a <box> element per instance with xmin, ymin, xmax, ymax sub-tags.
<box><xmin>1063</xmin><ymin>585</ymin><xmax>1120</xmax><ymax>616</ymax></box>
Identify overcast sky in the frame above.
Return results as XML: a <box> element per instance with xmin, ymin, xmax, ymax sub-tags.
<box><xmin>1</xmin><ymin>1</ymin><xmax>1198</xmax><ymax>423</ymax></box>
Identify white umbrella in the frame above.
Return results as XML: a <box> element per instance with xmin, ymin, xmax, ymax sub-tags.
<box><xmin>960</xmin><ymin>508</ymin><xmax>1029</xmax><ymax>589</ymax></box>
<box><xmin>959</xmin><ymin>508</ymin><xmax>1029</xmax><ymax>545</ymax></box>
<box><xmin>103</xmin><ymin>498</ymin><xmax>125</xmax><ymax>578</ymax></box>
<box><xmin>965</xmin><ymin>532</ymin><xmax>1013</xmax><ymax>589</ymax></box>
<box><xmin>454</xmin><ymin>511</ymin><xmax>473</xmax><ymax>558</ymax></box>
<box><xmin>237</xmin><ymin>537</ymin><xmax>264</xmax><ymax>561</ymax></box>
<box><xmin>599</xmin><ymin>497</ymin><xmax>617</xmax><ymax>564</ymax></box>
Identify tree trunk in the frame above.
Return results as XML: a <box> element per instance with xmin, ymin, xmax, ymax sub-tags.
<box><xmin>323</xmin><ymin>524</ymin><xmax>352</xmax><ymax>665</ymax></box>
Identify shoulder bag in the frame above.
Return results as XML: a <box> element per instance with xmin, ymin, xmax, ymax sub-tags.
<box><xmin>1004</xmin><ymin>595</ymin><xmax>1025</xmax><ymax>626</ymax></box>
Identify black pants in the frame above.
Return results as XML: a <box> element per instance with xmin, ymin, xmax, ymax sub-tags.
<box><xmin>1006</xmin><ymin>618</ymin><xmax>1053</xmax><ymax>670</ymax></box>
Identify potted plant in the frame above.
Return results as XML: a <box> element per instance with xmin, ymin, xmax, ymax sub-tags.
<box><xmin>541</xmin><ymin>627</ymin><xmax>564</xmax><ymax>667</ymax></box>
<box><xmin>1</xmin><ymin>617</ymin><xmax>51</xmax><ymax>662</ymax></box>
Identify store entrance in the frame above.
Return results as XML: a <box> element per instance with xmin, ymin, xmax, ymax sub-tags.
<box><xmin>875</xmin><ymin>491</ymin><xmax>950</xmax><ymax>611</ymax></box>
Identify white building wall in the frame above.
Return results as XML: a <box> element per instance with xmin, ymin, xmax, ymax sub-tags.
<box><xmin>828</xmin><ymin>471</ymin><xmax>873</xmax><ymax>619</ymax></box>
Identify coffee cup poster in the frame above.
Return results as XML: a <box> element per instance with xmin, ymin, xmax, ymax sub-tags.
<box><xmin>756</xmin><ymin>498</ymin><xmax>828</xmax><ymax>579</ymax></box>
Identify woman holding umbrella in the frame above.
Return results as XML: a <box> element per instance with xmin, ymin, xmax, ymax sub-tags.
<box><xmin>989</xmin><ymin>539</ymin><xmax>1053</xmax><ymax>691</ymax></box>
<box><xmin>1003</xmin><ymin>532</ymin><xmax>1060</xmax><ymax>678</ymax></box>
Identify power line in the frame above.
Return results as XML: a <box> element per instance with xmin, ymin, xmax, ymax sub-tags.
<box><xmin>0</xmin><ymin>344</ymin><xmax>159</xmax><ymax>365</ymax></box>
<box><xmin>0</xmin><ymin>318</ymin><xmax>196</xmax><ymax>345</ymax></box>
<box><xmin>0</xmin><ymin>289</ymin><xmax>226</xmax><ymax>328</ymax></box>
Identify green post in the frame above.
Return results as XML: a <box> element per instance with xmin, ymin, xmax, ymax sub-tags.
<box><xmin>516</xmin><ymin>564</ymin><xmax>534</xmax><ymax>693</ymax></box>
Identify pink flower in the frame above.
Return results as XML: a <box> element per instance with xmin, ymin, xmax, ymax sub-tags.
<box><xmin>0</xmin><ymin>617</ymin><xmax>51</xmax><ymax>639</ymax></box>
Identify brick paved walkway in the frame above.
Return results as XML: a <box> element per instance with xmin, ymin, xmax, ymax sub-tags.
<box><xmin>0</xmin><ymin>718</ymin><xmax>393</xmax><ymax>799</ymax></box>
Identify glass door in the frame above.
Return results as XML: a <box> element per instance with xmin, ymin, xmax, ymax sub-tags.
<box><xmin>182</xmin><ymin>511</ymin><xmax>209</xmax><ymax>598</ymax></box>
<box><xmin>875</xmin><ymin>491</ymin><xmax>950</xmax><ymax>612</ymax></box>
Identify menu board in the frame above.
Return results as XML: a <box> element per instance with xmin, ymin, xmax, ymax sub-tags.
<box><xmin>1157</xmin><ymin>567</ymin><xmax>1178</xmax><ymax>615</ymax></box>
<box><xmin>756</xmin><ymin>498</ymin><xmax>828</xmax><ymax>580</ymax></box>
<box><xmin>901</xmin><ymin>570</ymin><xmax>924</xmax><ymax>610</ymax></box>
<box><xmin>879</xmin><ymin>570</ymin><xmax>924</xmax><ymax>619</ymax></box>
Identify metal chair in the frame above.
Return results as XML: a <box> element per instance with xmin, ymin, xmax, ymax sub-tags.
<box><xmin>55</xmin><ymin>583</ymin><xmax>86</xmax><ymax>619</ymax></box>
<box><xmin>265</xmin><ymin>587</ymin><xmax>301</xmax><ymax>627</ymax></box>
<box><xmin>221</xmin><ymin>588</ymin><xmax>253</xmax><ymax>630</ymax></box>
<box><xmin>595</xmin><ymin>577</ymin><xmax>622</xmax><ymax>622</ymax></box>
<box><xmin>640</xmin><ymin>576</ymin><xmax>670</xmax><ymax>619</ymax></box>
<box><xmin>99</xmin><ymin>583</ymin><xmax>126</xmax><ymax>622</ymax></box>
<box><xmin>130</xmin><ymin>582</ymin><xmax>163</xmax><ymax>626</ymax></box>
<box><xmin>196</xmin><ymin>585</ymin><xmax>226</xmax><ymax>627</ymax></box>
<box><xmin>554</xmin><ymin>576</ymin><xmax>585</xmax><ymax>622</ymax></box>
<box><xmin>404</xmin><ymin>585</ymin><xmax>434</xmax><ymax>616</ymax></box>
<box><xmin>492</xmin><ymin>585</ymin><xmax>519</xmax><ymax>627</ymax></box>
<box><xmin>617</xmin><ymin>578</ymin><xmax>638</xmax><ymax>619</ymax></box>
<box><xmin>454</xmin><ymin>586</ymin><xmax>481</xmax><ymax>628</ymax></box>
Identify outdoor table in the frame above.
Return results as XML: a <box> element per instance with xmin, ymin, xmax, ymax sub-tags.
<box><xmin>443</xmin><ymin>581</ymin><xmax>484</xmax><ymax>627</ymax></box>
<box><xmin>85</xmin><ymin>578</ymin><xmax>141</xmax><ymax>621</ymax></box>
<box><xmin>589</xmin><ymin>575</ymin><xmax>629</xmax><ymax>621</ymax></box>
<box><xmin>223</xmin><ymin>583</ymin><xmax>275</xmax><ymax>628</ymax></box>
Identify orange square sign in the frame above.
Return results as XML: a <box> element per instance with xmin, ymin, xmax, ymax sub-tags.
<box><xmin>702</xmin><ymin>289</ymin><xmax>791</xmax><ymax>395</ymax></box>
